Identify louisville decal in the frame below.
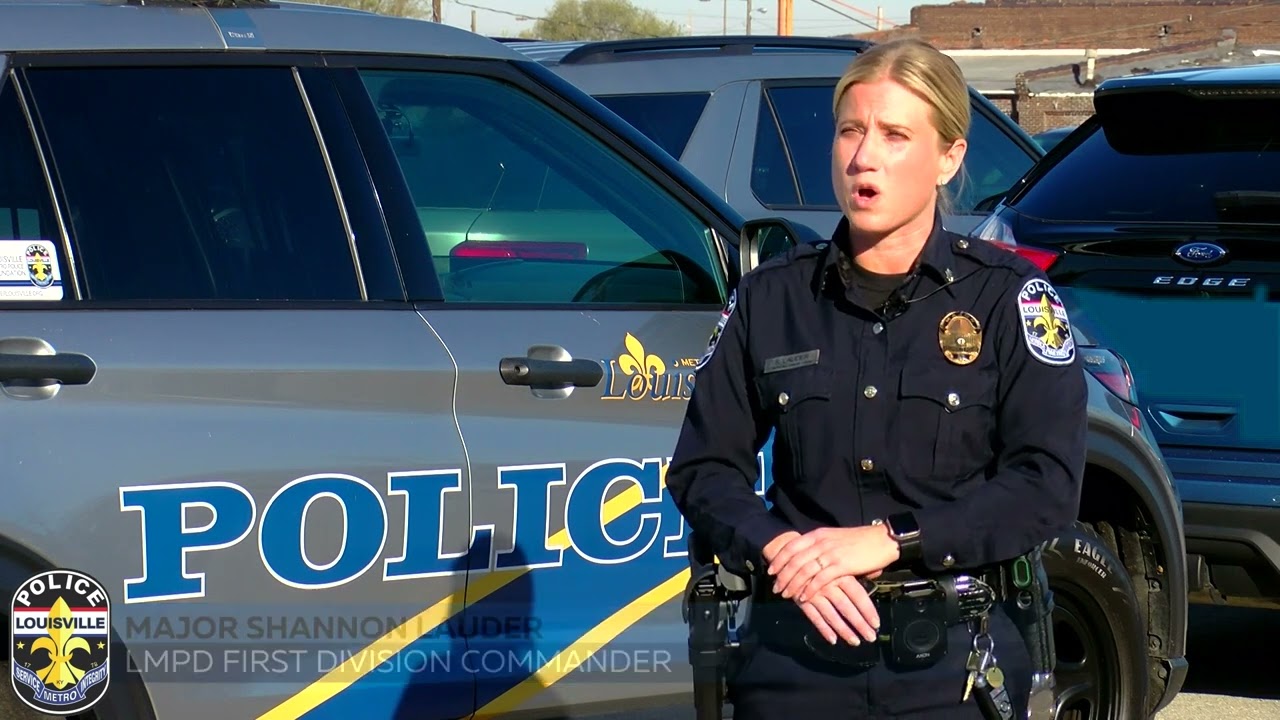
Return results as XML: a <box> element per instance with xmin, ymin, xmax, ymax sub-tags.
<box><xmin>696</xmin><ymin>288</ymin><xmax>737</xmax><ymax>371</ymax></box>
<box><xmin>1018</xmin><ymin>278</ymin><xmax>1075</xmax><ymax>366</ymax></box>
<box><xmin>11</xmin><ymin>569</ymin><xmax>111</xmax><ymax>715</ymax></box>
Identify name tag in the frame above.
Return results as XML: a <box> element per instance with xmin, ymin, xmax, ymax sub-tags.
<box><xmin>762</xmin><ymin>350</ymin><xmax>820</xmax><ymax>374</ymax></box>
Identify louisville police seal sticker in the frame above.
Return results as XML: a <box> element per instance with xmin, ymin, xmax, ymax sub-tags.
<box><xmin>1018</xmin><ymin>278</ymin><xmax>1075</xmax><ymax>366</ymax></box>
<box><xmin>938</xmin><ymin>310</ymin><xmax>983</xmax><ymax>365</ymax></box>
<box><xmin>696</xmin><ymin>288</ymin><xmax>737</xmax><ymax>371</ymax></box>
<box><xmin>10</xmin><ymin>569</ymin><xmax>110</xmax><ymax>715</ymax></box>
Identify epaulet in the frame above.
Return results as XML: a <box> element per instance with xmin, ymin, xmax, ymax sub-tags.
<box><xmin>749</xmin><ymin>240</ymin><xmax>826</xmax><ymax>277</ymax></box>
<box><xmin>950</xmin><ymin>233</ymin><xmax>1041</xmax><ymax>276</ymax></box>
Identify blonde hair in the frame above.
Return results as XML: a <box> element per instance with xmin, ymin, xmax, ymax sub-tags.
<box><xmin>832</xmin><ymin>39</ymin><xmax>971</xmax><ymax>215</ymax></box>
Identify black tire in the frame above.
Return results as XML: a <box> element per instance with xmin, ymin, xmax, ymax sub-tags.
<box><xmin>1041</xmin><ymin>522</ymin><xmax>1149</xmax><ymax>720</ymax></box>
<box><xmin>0</xmin><ymin>663</ymin><xmax>61</xmax><ymax>719</ymax></box>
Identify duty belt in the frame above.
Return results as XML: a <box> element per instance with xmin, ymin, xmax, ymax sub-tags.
<box><xmin>745</xmin><ymin>567</ymin><xmax>1005</xmax><ymax>669</ymax></box>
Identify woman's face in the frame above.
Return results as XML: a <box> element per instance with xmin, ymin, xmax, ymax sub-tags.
<box><xmin>831</xmin><ymin>77</ymin><xmax>965</xmax><ymax>239</ymax></box>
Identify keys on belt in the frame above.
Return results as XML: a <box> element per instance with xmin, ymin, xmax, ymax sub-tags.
<box><xmin>962</xmin><ymin>616</ymin><xmax>1015</xmax><ymax>720</ymax></box>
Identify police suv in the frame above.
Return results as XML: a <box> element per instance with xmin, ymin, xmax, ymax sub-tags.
<box><xmin>0</xmin><ymin>2</ymin><xmax>1185</xmax><ymax>720</ymax></box>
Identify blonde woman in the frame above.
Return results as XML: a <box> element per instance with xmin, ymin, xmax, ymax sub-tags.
<box><xmin>667</xmin><ymin>39</ymin><xmax>1087</xmax><ymax>718</ymax></box>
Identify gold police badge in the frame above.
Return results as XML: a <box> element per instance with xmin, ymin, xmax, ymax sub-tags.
<box><xmin>938</xmin><ymin>311</ymin><xmax>982</xmax><ymax>365</ymax></box>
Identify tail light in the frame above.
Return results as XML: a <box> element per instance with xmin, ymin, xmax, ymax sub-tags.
<box><xmin>1010</xmin><ymin>245</ymin><xmax>1062</xmax><ymax>271</ymax></box>
<box><xmin>969</xmin><ymin>214</ymin><xmax>1061</xmax><ymax>271</ymax></box>
<box><xmin>1080</xmin><ymin>347</ymin><xmax>1142</xmax><ymax>429</ymax></box>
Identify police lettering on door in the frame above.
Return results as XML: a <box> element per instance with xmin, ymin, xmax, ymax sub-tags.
<box><xmin>118</xmin><ymin>455</ymin><xmax>768</xmax><ymax>604</ymax></box>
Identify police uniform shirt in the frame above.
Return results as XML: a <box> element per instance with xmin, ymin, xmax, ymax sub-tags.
<box><xmin>666</xmin><ymin>213</ymin><xmax>1088</xmax><ymax>577</ymax></box>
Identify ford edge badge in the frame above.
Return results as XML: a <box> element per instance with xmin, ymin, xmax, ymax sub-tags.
<box><xmin>1173</xmin><ymin>242</ymin><xmax>1227</xmax><ymax>265</ymax></box>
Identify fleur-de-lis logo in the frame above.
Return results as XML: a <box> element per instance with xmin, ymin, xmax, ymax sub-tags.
<box><xmin>30</xmin><ymin>597</ymin><xmax>91</xmax><ymax>690</ymax></box>
<box><xmin>618</xmin><ymin>333</ymin><xmax>666</xmax><ymax>397</ymax></box>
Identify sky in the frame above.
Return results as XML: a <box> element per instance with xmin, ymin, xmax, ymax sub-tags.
<box><xmin>437</xmin><ymin>0</ymin><xmax>918</xmax><ymax>38</ymax></box>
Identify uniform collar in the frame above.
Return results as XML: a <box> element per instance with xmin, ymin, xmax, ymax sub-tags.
<box><xmin>815</xmin><ymin>208</ymin><xmax>957</xmax><ymax>300</ymax></box>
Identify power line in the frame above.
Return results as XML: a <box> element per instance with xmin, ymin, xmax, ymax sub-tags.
<box><xmin>808</xmin><ymin>0</ymin><xmax>878</xmax><ymax>32</ymax></box>
<box><xmin>452</xmin><ymin>0</ymin><xmax>679</xmax><ymax>39</ymax></box>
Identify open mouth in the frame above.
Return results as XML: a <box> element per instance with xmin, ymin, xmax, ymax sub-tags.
<box><xmin>855</xmin><ymin>185</ymin><xmax>880</xmax><ymax>201</ymax></box>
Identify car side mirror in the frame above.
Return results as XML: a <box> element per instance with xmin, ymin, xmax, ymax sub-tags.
<box><xmin>740</xmin><ymin>217</ymin><xmax>805</xmax><ymax>275</ymax></box>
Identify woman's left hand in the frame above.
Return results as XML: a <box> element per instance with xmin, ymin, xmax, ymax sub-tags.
<box><xmin>767</xmin><ymin>524</ymin><xmax>901</xmax><ymax>603</ymax></box>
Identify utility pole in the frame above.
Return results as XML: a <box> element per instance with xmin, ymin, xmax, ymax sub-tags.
<box><xmin>777</xmin><ymin>0</ymin><xmax>793</xmax><ymax>36</ymax></box>
<box><xmin>746</xmin><ymin>0</ymin><xmax>753</xmax><ymax>35</ymax></box>
<box><xmin>431</xmin><ymin>0</ymin><xmax>441</xmax><ymax>22</ymax></box>
<box><xmin>471</xmin><ymin>9</ymin><xmax>477</xmax><ymax>32</ymax></box>
<box><xmin>723</xmin><ymin>0</ymin><xmax>728</xmax><ymax>35</ymax></box>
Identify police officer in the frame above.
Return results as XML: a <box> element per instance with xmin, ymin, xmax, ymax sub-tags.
<box><xmin>666</xmin><ymin>38</ymin><xmax>1087</xmax><ymax>719</ymax></box>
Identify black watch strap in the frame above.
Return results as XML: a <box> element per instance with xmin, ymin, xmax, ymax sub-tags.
<box><xmin>885</xmin><ymin>512</ymin><xmax>923</xmax><ymax>562</ymax></box>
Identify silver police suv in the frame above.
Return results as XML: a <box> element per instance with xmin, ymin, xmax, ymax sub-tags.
<box><xmin>0</xmin><ymin>4</ymin><xmax>1182</xmax><ymax>720</ymax></box>
<box><xmin>507</xmin><ymin>36</ymin><xmax>1044</xmax><ymax>237</ymax></box>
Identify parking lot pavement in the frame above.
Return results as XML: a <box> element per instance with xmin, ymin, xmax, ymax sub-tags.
<box><xmin>1156</xmin><ymin>603</ymin><xmax>1280</xmax><ymax>720</ymax></box>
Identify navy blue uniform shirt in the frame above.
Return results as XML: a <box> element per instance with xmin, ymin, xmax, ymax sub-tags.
<box><xmin>666</xmin><ymin>214</ymin><xmax>1088</xmax><ymax>578</ymax></box>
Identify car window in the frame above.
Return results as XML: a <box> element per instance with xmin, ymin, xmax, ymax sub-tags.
<box><xmin>594</xmin><ymin>92</ymin><xmax>710</xmax><ymax>160</ymax></box>
<box><xmin>752</xmin><ymin>84</ymin><xmax>1036</xmax><ymax>214</ymax></box>
<box><xmin>751</xmin><ymin>97</ymin><xmax>801</xmax><ymax>206</ymax></box>
<box><xmin>1013</xmin><ymin>96</ymin><xmax>1280</xmax><ymax>224</ymax></box>
<box><xmin>25</xmin><ymin>66</ymin><xmax>362</xmax><ymax>302</ymax></box>
<box><xmin>954</xmin><ymin>109</ymin><xmax>1038</xmax><ymax>213</ymax></box>
<box><xmin>0</xmin><ymin>74</ymin><xmax>63</xmax><ymax>302</ymax></box>
<box><xmin>357</xmin><ymin>70</ymin><xmax>726</xmax><ymax>305</ymax></box>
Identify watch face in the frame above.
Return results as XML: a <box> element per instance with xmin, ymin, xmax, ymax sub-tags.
<box><xmin>889</xmin><ymin>513</ymin><xmax>920</xmax><ymax>538</ymax></box>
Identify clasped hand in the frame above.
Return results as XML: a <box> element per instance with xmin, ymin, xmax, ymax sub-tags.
<box><xmin>761</xmin><ymin>525</ymin><xmax>900</xmax><ymax>646</ymax></box>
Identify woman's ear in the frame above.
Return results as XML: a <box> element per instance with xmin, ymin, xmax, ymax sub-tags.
<box><xmin>937</xmin><ymin>138</ymin><xmax>968</xmax><ymax>186</ymax></box>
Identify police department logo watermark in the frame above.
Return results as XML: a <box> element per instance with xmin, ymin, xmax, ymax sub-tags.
<box><xmin>10</xmin><ymin>570</ymin><xmax>110</xmax><ymax>715</ymax></box>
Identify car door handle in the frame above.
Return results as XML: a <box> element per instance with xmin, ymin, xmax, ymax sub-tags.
<box><xmin>0</xmin><ymin>351</ymin><xmax>96</xmax><ymax>385</ymax></box>
<box><xmin>499</xmin><ymin>356</ymin><xmax>603</xmax><ymax>388</ymax></box>
<box><xmin>1151</xmin><ymin>404</ymin><xmax>1236</xmax><ymax>433</ymax></box>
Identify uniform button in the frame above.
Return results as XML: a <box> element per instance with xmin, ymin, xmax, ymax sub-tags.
<box><xmin>947</xmin><ymin>392</ymin><xmax>960</xmax><ymax>407</ymax></box>
<box><xmin>864</xmin><ymin>385</ymin><xmax>878</xmax><ymax>399</ymax></box>
<box><xmin>957</xmin><ymin>239</ymin><xmax>969</xmax><ymax>249</ymax></box>
<box><xmin>944</xmin><ymin>268</ymin><xmax>955</xmax><ymax>282</ymax></box>
<box><xmin>873</xmin><ymin>322</ymin><xmax>884</xmax><ymax>334</ymax></box>
<box><xmin>778</xmin><ymin>392</ymin><xmax>790</xmax><ymax>406</ymax></box>
<box><xmin>942</xmin><ymin>554</ymin><xmax>956</xmax><ymax>568</ymax></box>
<box><xmin>860</xmin><ymin>458</ymin><xmax>874</xmax><ymax>471</ymax></box>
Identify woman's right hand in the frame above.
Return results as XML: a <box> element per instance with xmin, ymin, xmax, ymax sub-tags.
<box><xmin>796</xmin><ymin>575</ymin><xmax>881</xmax><ymax>646</ymax></box>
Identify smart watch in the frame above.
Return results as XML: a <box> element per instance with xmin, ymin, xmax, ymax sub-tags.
<box><xmin>884</xmin><ymin>512</ymin><xmax>923</xmax><ymax>562</ymax></box>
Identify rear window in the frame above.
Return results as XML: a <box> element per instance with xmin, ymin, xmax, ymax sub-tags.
<box><xmin>1012</xmin><ymin>92</ymin><xmax>1280</xmax><ymax>224</ymax></box>
<box><xmin>594</xmin><ymin>92</ymin><xmax>709</xmax><ymax>159</ymax></box>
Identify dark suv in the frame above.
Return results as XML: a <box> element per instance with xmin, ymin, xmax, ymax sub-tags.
<box><xmin>973</xmin><ymin>62</ymin><xmax>1280</xmax><ymax>622</ymax></box>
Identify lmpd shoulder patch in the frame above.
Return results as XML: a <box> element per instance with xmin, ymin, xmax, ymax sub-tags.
<box><xmin>11</xmin><ymin>569</ymin><xmax>111</xmax><ymax>715</ymax></box>
<box><xmin>696</xmin><ymin>288</ymin><xmax>737</xmax><ymax>371</ymax></box>
<box><xmin>1018</xmin><ymin>277</ymin><xmax>1075</xmax><ymax>366</ymax></box>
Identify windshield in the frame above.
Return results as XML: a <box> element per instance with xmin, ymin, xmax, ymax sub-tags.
<box><xmin>1012</xmin><ymin>94</ymin><xmax>1280</xmax><ymax>224</ymax></box>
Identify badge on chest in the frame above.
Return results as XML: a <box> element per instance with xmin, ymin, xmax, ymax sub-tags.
<box><xmin>939</xmin><ymin>310</ymin><xmax>983</xmax><ymax>366</ymax></box>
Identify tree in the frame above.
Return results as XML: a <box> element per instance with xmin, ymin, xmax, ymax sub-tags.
<box><xmin>308</xmin><ymin>0</ymin><xmax>431</xmax><ymax>19</ymax></box>
<box><xmin>519</xmin><ymin>0</ymin><xmax>684</xmax><ymax>41</ymax></box>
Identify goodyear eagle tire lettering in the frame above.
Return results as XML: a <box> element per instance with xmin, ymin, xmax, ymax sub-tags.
<box><xmin>1041</xmin><ymin>522</ymin><xmax>1149</xmax><ymax>720</ymax></box>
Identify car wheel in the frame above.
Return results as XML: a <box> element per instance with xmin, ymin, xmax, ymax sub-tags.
<box><xmin>0</xmin><ymin>663</ymin><xmax>62</xmax><ymax>719</ymax></box>
<box><xmin>1041</xmin><ymin>522</ymin><xmax>1149</xmax><ymax>720</ymax></box>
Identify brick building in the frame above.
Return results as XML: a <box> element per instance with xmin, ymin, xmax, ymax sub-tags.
<box><xmin>850</xmin><ymin>0</ymin><xmax>1280</xmax><ymax>133</ymax></box>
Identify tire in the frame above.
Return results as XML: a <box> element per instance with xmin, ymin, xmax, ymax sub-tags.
<box><xmin>1041</xmin><ymin>522</ymin><xmax>1149</xmax><ymax>720</ymax></box>
<box><xmin>0</xmin><ymin>663</ymin><xmax>62</xmax><ymax>719</ymax></box>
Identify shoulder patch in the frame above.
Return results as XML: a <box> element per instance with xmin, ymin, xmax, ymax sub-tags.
<box><xmin>696</xmin><ymin>288</ymin><xmax>737</xmax><ymax>371</ymax></box>
<box><xmin>1017</xmin><ymin>277</ymin><xmax>1075</xmax><ymax>366</ymax></box>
